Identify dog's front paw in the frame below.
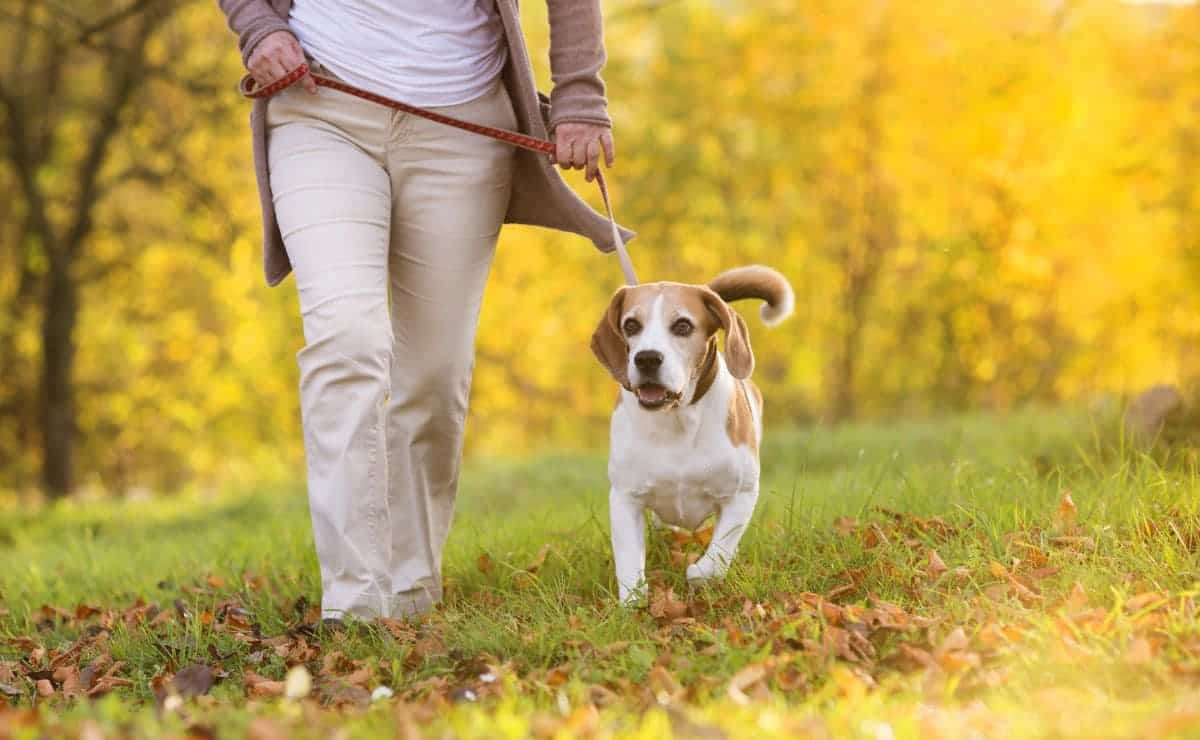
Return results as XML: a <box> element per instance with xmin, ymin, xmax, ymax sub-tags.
<box><xmin>686</xmin><ymin>558</ymin><xmax>728</xmax><ymax>585</ymax></box>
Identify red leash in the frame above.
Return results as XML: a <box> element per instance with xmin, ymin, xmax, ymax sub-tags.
<box><xmin>241</xmin><ymin>64</ymin><xmax>638</xmax><ymax>286</ymax></box>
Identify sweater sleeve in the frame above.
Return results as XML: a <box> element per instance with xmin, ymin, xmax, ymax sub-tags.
<box><xmin>545</xmin><ymin>0</ymin><xmax>612</xmax><ymax>130</ymax></box>
<box><xmin>216</xmin><ymin>0</ymin><xmax>292</xmax><ymax>68</ymax></box>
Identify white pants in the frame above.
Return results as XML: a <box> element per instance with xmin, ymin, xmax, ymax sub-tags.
<box><xmin>267</xmin><ymin>67</ymin><xmax>516</xmax><ymax>619</ymax></box>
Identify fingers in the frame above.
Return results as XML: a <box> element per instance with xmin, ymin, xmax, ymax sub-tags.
<box><xmin>247</xmin><ymin>31</ymin><xmax>312</xmax><ymax>91</ymax></box>
<box><xmin>570</xmin><ymin>139</ymin><xmax>588</xmax><ymax>171</ymax></box>
<box><xmin>555</xmin><ymin>135</ymin><xmax>573</xmax><ymax>169</ymax></box>
<box><xmin>584</xmin><ymin>138</ymin><xmax>601</xmax><ymax>182</ymax></box>
<box><xmin>601</xmin><ymin>131</ymin><xmax>615</xmax><ymax>168</ymax></box>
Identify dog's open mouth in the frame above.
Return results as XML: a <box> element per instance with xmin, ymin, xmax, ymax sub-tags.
<box><xmin>636</xmin><ymin>383</ymin><xmax>681</xmax><ymax>409</ymax></box>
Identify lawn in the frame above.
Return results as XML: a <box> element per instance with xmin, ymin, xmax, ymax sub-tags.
<box><xmin>3</xmin><ymin>407</ymin><xmax>1200</xmax><ymax>738</ymax></box>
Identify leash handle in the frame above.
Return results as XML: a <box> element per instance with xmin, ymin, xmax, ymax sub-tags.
<box><xmin>241</xmin><ymin>64</ymin><xmax>639</xmax><ymax>286</ymax></box>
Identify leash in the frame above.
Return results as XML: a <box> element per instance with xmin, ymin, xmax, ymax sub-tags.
<box><xmin>241</xmin><ymin>64</ymin><xmax>638</xmax><ymax>286</ymax></box>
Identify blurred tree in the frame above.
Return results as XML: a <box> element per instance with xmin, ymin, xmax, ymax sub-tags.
<box><xmin>1</xmin><ymin>1</ymin><xmax>179</xmax><ymax>496</ymax></box>
<box><xmin>2</xmin><ymin>0</ymin><xmax>1200</xmax><ymax>498</ymax></box>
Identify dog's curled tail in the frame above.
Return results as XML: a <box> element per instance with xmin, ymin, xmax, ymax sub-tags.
<box><xmin>708</xmin><ymin>265</ymin><xmax>794</xmax><ymax>326</ymax></box>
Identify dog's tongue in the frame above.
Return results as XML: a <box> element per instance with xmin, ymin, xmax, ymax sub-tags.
<box><xmin>637</xmin><ymin>385</ymin><xmax>668</xmax><ymax>404</ymax></box>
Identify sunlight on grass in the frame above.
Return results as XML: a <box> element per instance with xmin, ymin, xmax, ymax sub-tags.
<box><xmin>3</xmin><ymin>406</ymin><xmax>1200</xmax><ymax>738</ymax></box>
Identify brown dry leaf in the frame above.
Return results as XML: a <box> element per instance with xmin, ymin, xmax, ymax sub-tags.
<box><xmin>863</xmin><ymin>523</ymin><xmax>890</xmax><ymax>549</ymax></box>
<box><xmin>526</xmin><ymin>544</ymin><xmax>552</xmax><ymax>573</ymax></box>
<box><xmin>833</xmin><ymin>517</ymin><xmax>859</xmax><ymax>536</ymax></box>
<box><xmin>727</xmin><ymin>662</ymin><xmax>768</xmax><ymax>706</ymax></box>
<box><xmin>243</xmin><ymin>670</ymin><xmax>286</xmax><ymax>699</ymax></box>
<box><xmin>54</xmin><ymin>665</ymin><xmax>83</xmax><ymax>699</ymax></box>
<box><xmin>825</xmin><ymin>583</ymin><xmax>857</xmax><ymax>602</ymax></box>
<box><xmin>477</xmin><ymin>553</ymin><xmax>494</xmax><ymax>575</ymax></box>
<box><xmin>649</xmin><ymin>587</ymin><xmax>690</xmax><ymax>621</ymax></box>
<box><xmin>205</xmin><ymin>574</ymin><xmax>226</xmax><ymax>590</ymax></box>
<box><xmin>694</xmin><ymin>524</ymin><xmax>714</xmax><ymax>548</ymax></box>
<box><xmin>647</xmin><ymin>664</ymin><xmax>683</xmax><ymax>702</ymax></box>
<box><xmin>1056</xmin><ymin>490</ymin><xmax>1077</xmax><ymax>534</ymax></box>
<box><xmin>74</xmin><ymin>604</ymin><xmax>103</xmax><ymax>621</ymax></box>
<box><xmin>376</xmin><ymin>618</ymin><xmax>416</xmax><ymax>643</ymax></box>
<box><xmin>927</xmin><ymin>550</ymin><xmax>948</xmax><ymax>578</ymax></box>
<box><xmin>173</xmin><ymin>664</ymin><xmax>217</xmax><ymax>699</ymax></box>
<box><xmin>1014</xmin><ymin>542</ymin><xmax>1050</xmax><ymax>568</ymax></box>
<box><xmin>320</xmin><ymin>681</ymin><xmax>372</xmax><ymax>708</ymax></box>
<box><xmin>544</xmin><ymin>665</ymin><xmax>571</xmax><ymax>687</ymax></box>
<box><xmin>35</xmin><ymin>679</ymin><xmax>53</xmax><ymax>698</ymax></box>
<box><xmin>897</xmin><ymin>643</ymin><xmax>936</xmax><ymax>670</ymax></box>
<box><xmin>596</xmin><ymin>641</ymin><xmax>630</xmax><ymax>657</ymax></box>
<box><xmin>149</xmin><ymin>609</ymin><xmax>174</xmax><ymax>628</ymax></box>
<box><xmin>87</xmin><ymin>661</ymin><xmax>133</xmax><ymax>698</ymax></box>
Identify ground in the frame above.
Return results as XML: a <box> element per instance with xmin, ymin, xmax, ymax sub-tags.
<box><xmin>3</xmin><ymin>407</ymin><xmax>1200</xmax><ymax>739</ymax></box>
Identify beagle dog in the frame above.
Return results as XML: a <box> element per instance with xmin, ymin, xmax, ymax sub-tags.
<box><xmin>591</xmin><ymin>266</ymin><xmax>794</xmax><ymax>603</ymax></box>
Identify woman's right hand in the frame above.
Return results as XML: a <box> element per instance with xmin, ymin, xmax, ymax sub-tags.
<box><xmin>247</xmin><ymin>30</ymin><xmax>317</xmax><ymax>94</ymax></box>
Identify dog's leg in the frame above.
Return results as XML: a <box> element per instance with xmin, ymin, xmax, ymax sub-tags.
<box><xmin>687</xmin><ymin>489</ymin><xmax>758</xmax><ymax>585</ymax></box>
<box><xmin>609</xmin><ymin>488</ymin><xmax>647</xmax><ymax>604</ymax></box>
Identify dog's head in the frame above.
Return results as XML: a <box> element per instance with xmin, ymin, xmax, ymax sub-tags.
<box><xmin>591</xmin><ymin>282</ymin><xmax>753</xmax><ymax>411</ymax></box>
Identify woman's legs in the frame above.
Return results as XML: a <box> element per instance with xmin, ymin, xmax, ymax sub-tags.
<box><xmin>267</xmin><ymin>87</ymin><xmax>395</xmax><ymax>620</ymax></box>
<box><xmin>384</xmin><ymin>82</ymin><xmax>516</xmax><ymax>615</ymax></box>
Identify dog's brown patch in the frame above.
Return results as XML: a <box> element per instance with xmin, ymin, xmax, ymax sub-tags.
<box><xmin>727</xmin><ymin>379</ymin><xmax>759</xmax><ymax>451</ymax></box>
<box><xmin>690</xmin><ymin>337</ymin><xmax>719</xmax><ymax>405</ymax></box>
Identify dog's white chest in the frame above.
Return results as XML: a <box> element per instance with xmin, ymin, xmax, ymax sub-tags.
<box><xmin>608</xmin><ymin>389</ymin><xmax>758</xmax><ymax>531</ymax></box>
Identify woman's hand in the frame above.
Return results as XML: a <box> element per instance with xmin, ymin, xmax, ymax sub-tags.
<box><xmin>553</xmin><ymin>123</ymin><xmax>615</xmax><ymax>182</ymax></box>
<box><xmin>247</xmin><ymin>30</ymin><xmax>317</xmax><ymax>94</ymax></box>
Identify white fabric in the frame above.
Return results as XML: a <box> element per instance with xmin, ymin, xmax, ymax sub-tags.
<box><xmin>289</xmin><ymin>0</ymin><xmax>507</xmax><ymax>107</ymax></box>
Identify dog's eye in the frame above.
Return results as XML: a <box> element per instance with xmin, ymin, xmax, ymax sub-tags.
<box><xmin>671</xmin><ymin>319</ymin><xmax>694</xmax><ymax>337</ymax></box>
<box><xmin>622</xmin><ymin>318</ymin><xmax>642</xmax><ymax>336</ymax></box>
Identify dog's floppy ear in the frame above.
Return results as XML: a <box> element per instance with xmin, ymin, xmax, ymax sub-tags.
<box><xmin>591</xmin><ymin>286</ymin><xmax>631</xmax><ymax>388</ymax></box>
<box><xmin>701</xmin><ymin>287</ymin><xmax>754</xmax><ymax>379</ymax></box>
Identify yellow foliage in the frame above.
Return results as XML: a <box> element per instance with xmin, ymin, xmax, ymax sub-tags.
<box><xmin>3</xmin><ymin>0</ymin><xmax>1200</xmax><ymax>493</ymax></box>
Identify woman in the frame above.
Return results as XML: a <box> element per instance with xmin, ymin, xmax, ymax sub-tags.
<box><xmin>218</xmin><ymin>0</ymin><xmax>632</xmax><ymax>622</ymax></box>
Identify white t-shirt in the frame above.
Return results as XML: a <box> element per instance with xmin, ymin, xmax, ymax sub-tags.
<box><xmin>288</xmin><ymin>1</ymin><xmax>507</xmax><ymax>108</ymax></box>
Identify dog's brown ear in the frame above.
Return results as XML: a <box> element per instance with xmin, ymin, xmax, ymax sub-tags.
<box><xmin>701</xmin><ymin>288</ymin><xmax>754</xmax><ymax>379</ymax></box>
<box><xmin>591</xmin><ymin>286</ymin><xmax>631</xmax><ymax>388</ymax></box>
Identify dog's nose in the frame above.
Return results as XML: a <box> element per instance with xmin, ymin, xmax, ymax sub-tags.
<box><xmin>634</xmin><ymin>350</ymin><xmax>663</xmax><ymax>372</ymax></box>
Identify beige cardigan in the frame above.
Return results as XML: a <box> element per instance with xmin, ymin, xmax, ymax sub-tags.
<box><xmin>218</xmin><ymin>0</ymin><xmax>634</xmax><ymax>286</ymax></box>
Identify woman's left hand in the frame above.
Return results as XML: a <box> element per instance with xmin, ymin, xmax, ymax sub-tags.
<box><xmin>553</xmin><ymin>123</ymin><xmax>615</xmax><ymax>182</ymax></box>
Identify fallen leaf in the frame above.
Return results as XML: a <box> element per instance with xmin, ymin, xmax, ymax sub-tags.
<box><xmin>477</xmin><ymin>553</ymin><xmax>494</xmax><ymax>575</ymax></box>
<box><xmin>243</xmin><ymin>670</ymin><xmax>285</xmax><ymax>699</ymax></box>
<box><xmin>173</xmin><ymin>664</ymin><xmax>217</xmax><ymax>699</ymax></box>
<box><xmin>36</xmin><ymin>679</ymin><xmax>53</xmax><ymax>698</ymax></box>
<box><xmin>649</xmin><ymin>587</ymin><xmax>690</xmax><ymax>621</ymax></box>
<box><xmin>833</xmin><ymin>517</ymin><xmax>859</xmax><ymax>536</ymax></box>
<box><xmin>1056</xmin><ymin>490</ymin><xmax>1077</xmax><ymax>534</ymax></box>
<box><xmin>205</xmin><ymin>574</ymin><xmax>226</xmax><ymax>590</ymax></box>
<box><xmin>527</xmin><ymin>544</ymin><xmax>552</xmax><ymax>573</ymax></box>
<box><xmin>74</xmin><ymin>604</ymin><xmax>103</xmax><ymax>621</ymax></box>
<box><xmin>927</xmin><ymin>550</ymin><xmax>948</xmax><ymax>578</ymax></box>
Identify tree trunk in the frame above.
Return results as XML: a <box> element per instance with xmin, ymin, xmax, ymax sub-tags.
<box><xmin>40</xmin><ymin>258</ymin><xmax>78</xmax><ymax>498</ymax></box>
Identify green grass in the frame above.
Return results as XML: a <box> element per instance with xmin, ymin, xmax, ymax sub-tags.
<box><xmin>4</xmin><ymin>406</ymin><xmax>1200</xmax><ymax>738</ymax></box>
